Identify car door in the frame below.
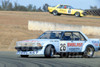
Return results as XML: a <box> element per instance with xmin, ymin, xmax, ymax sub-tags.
<box><xmin>59</xmin><ymin>32</ymin><xmax>86</xmax><ymax>52</ymax></box>
<box><xmin>68</xmin><ymin>32</ymin><xmax>86</xmax><ymax>52</ymax></box>
<box><xmin>57</xmin><ymin>5</ymin><xmax>68</xmax><ymax>14</ymax></box>
<box><xmin>67</xmin><ymin>6</ymin><xmax>73</xmax><ymax>14</ymax></box>
<box><xmin>59</xmin><ymin>5</ymin><xmax>73</xmax><ymax>14</ymax></box>
<box><xmin>59</xmin><ymin>32</ymin><xmax>73</xmax><ymax>52</ymax></box>
<box><xmin>60</xmin><ymin>5</ymin><xmax>68</xmax><ymax>14</ymax></box>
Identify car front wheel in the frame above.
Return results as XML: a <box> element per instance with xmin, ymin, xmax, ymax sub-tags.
<box><xmin>83</xmin><ymin>46</ymin><xmax>94</xmax><ymax>58</ymax></box>
<box><xmin>44</xmin><ymin>46</ymin><xmax>54</xmax><ymax>58</ymax></box>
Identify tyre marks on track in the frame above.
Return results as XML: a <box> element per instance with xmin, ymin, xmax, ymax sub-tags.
<box><xmin>0</xmin><ymin>55</ymin><xmax>91</xmax><ymax>67</ymax></box>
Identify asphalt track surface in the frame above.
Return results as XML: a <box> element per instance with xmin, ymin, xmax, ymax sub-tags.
<box><xmin>0</xmin><ymin>52</ymin><xmax>100</xmax><ymax>67</ymax></box>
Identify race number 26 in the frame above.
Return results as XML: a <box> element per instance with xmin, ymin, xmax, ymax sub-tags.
<box><xmin>60</xmin><ymin>43</ymin><xmax>66</xmax><ymax>52</ymax></box>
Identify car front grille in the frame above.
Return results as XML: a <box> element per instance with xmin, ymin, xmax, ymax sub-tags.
<box><xmin>15</xmin><ymin>47</ymin><xmax>43</xmax><ymax>51</ymax></box>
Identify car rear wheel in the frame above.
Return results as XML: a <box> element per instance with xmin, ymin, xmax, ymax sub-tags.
<box><xmin>83</xmin><ymin>46</ymin><xmax>94</xmax><ymax>58</ymax></box>
<box><xmin>20</xmin><ymin>55</ymin><xmax>29</xmax><ymax>58</ymax></box>
<box><xmin>53</xmin><ymin>10</ymin><xmax>61</xmax><ymax>16</ymax></box>
<box><xmin>75</xmin><ymin>12</ymin><xmax>80</xmax><ymax>17</ymax></box>
<box><xmin>45</xmin><ymin>46</ymin><xmax>54</xmax><ymax>58</ymax></box>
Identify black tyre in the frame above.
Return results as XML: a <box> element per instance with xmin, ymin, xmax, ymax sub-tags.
<box><xmin>75</xmin><ymin>12</ymin><xmax>80</xmax><ymax>17</ymax></box>
<box><xmin>53</xmin><ymin>10</ymin><xmax>61</xmax><ymax>16</ymax></box>
<box><xmin>60</xmin><ymin>53</ymin><xmax>69</xmax><ymax>58</ymax></box>
<box><xmin>57</xmin><ymin>14</ymin><xmax>61</xmax><ymax>16</ymax></box>
<box><xmin>20</xmin><ymin>55</ymin><xmax>29</xmax><ymax>58</ymax></box>
<box><xmin>44</xmin><ymin>46</ymin><xmax>54</xmax><ymax>58</ymax></box>
<box><xmin>83</xmin><ymin>46</ymin><xmax>94</xmax><ymax>58</ymax></box>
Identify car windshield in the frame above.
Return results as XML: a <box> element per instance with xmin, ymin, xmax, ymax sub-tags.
<box><xmin>38</xmin><ymin>31</ymin><xmax>62</xmax><ymax>39</ymax></box>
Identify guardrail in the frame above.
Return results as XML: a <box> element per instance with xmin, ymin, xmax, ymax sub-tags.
<box><xmin>85</xmin><ymin>9</ymin><xmax>100</xmax><ymax>16</ymax></box>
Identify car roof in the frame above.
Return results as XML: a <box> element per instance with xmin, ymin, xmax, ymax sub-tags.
<box><xmin>59</xmin><ymin>4</ymin><xmax>70</xmax><ymax>6</ymax></box>
<box><xmin>46</xmin><ymin>30</ymin><xmax>81</xmax><ymax>32</ymax></box>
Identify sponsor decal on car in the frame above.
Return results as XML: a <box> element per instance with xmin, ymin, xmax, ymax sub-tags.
<box><xmin>68</xmin><ymin>43</ymin><xmax>83</xmax><ymax>47</ymax></box>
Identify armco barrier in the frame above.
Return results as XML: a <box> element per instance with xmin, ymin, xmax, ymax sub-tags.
<box><xmin>85</xmin><ymin>9</ymin><xmax>100</xmax><ymax>16</ymax></box>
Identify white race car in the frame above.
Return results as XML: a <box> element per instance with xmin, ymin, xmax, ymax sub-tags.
<box><xmin>15</xmin><ymin>31</ymin><xmax>100</xmax><ymax>58</ymax></box>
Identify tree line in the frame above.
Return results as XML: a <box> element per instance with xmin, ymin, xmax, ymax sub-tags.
<box><xmin>0</xmin><ymin>0</ymin><xmax>49</xmax><ymax>12</ymax></box>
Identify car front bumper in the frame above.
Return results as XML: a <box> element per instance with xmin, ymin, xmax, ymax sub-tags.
<box><xmin>15</xmin><ymin>46</ymin><xmax>44</xmax><ymax>55</ymax></box>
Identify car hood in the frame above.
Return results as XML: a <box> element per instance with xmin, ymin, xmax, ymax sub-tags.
<box><xmin>18</xmin><ymin>39</ymin><xmax>55</xmax><ymax>43</ymax></box>
<box><xmin>16</xmin><ymin>39</ymin><xmax>59</xmax><ymax>47</ymax></box>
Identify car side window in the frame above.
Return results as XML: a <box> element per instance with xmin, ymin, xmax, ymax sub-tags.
<box><xmin>67</xmin><ymin>6</ymin><xmax>72</xmax><ymax>9</ymax></box>
<box><xmin>62</xmin><ymin>32</ymin><xmax>72</xmax><ymax>40</ymax></box>
<box><xmin>57</xmin><ymin>5</ymin><xmax>64</xmax><ymax>9</ymax></box>
<box><xmin>73</xmin><ymin>32</ymin><xmax>85</xmax><ymax>41</ymax></box>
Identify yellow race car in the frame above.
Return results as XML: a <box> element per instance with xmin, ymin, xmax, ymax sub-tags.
<box><xmin>48</xmin><ymin>4</ymin><xmax>86</xmax><ymax>17</ymax></box>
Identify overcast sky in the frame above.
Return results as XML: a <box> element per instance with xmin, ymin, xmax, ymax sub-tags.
<box><xmin>1</xmin><ymin>0</ymin><xmax>100</xmax><ymax>9</ymax></box>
